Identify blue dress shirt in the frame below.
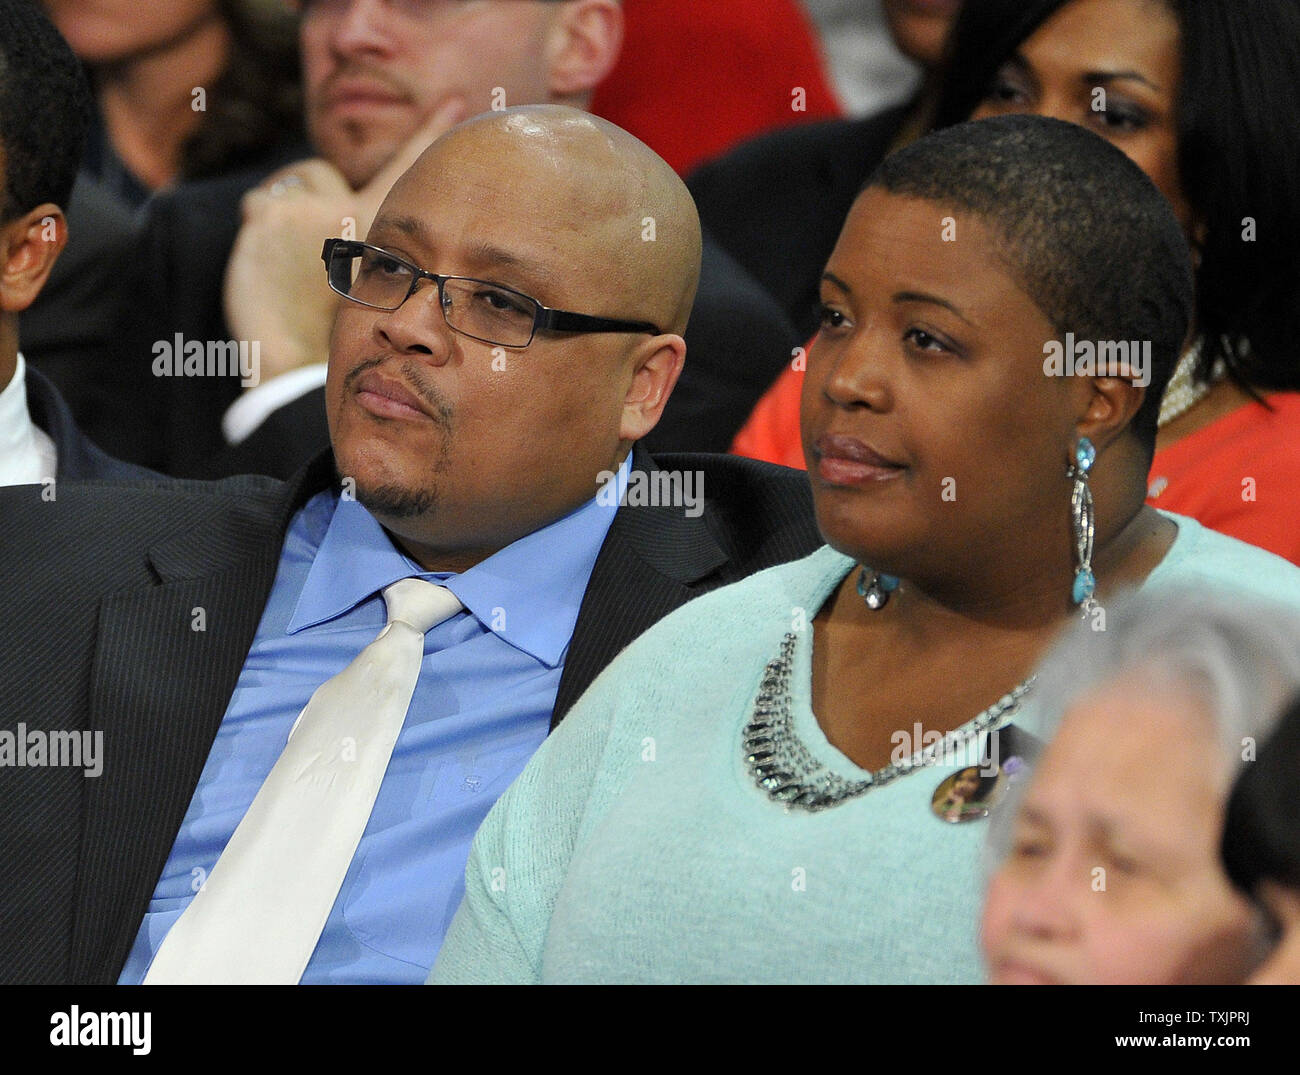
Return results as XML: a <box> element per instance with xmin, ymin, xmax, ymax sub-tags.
<box><xmin>119</xmin><ymin>458</ymin><xmax>626</xmax><ymax>983</ymax></box>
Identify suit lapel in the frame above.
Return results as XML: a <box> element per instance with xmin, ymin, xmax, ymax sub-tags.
<box><xmin>552</xmin><ymin>448</ymin><xmax>726</xmax><ymax>725</ymax></box>
<box><xmin>69</xmin><ymin>462</ymin><xmax>335</xmax><ymax>981</ymax></box>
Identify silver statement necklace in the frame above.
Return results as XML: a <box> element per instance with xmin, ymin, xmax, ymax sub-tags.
<box><xmin>742</xmin><ymin>633</ymin><xmax>1034</xmax><ymax>812</ymax></box>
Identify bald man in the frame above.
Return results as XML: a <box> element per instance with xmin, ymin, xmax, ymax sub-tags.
<box><xmin>0</xmin><ymin>107</ymin><xmax>819</xmax><ymax>985</ymax></box>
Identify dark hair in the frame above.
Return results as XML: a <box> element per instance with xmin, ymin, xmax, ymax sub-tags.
<box><xmin>179</xmin><ymin>0</ymin><xmax>303</xmax><ymax>181</ymax></box>
<box><xmin>1223</xmin><ymin>692</ymin><xmax>1300</xmax><ymax>898</ymax></box>
<box><xmin>0</xmin><ymin>0</ymin><xmax>92</xmax><ymax>220</ymax></box>
<box><xmin>933</xmin><ymin>0</ymin><xmax>1300</xmax><ymax>396</ymax></box>
<box><xmin>951</xmin><ymin>765</ymin><xmax>999</xmax><ymax>804</ymax></box>
<box><xmin>865</xmin><ymin>114</ymin><xmax>1195</xmax><ymax>454</ymax></box>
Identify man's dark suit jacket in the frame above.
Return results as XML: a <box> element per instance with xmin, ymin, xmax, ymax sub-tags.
<box><xmin>687</xmin><ymin>104</ymin><xmax>912</xmax><ymax>341</ymax></box>
<box><xmin>127</xmin><ymin>167</ymin><xmax>800</xmax><ymax>477</ymax></box>
<box><xmin>24</xmin><ymin>364</ymin><xmax>157</xmax><ymax>482</ymax></box>
<box><xmin>0</xmin><ymin>446</ymin><xmax>820</xmax><ymax>983</ymax></box>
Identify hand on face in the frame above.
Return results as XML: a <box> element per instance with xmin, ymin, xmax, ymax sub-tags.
<box><xmin>223</xmin><ymin>99</ymin><xmax>467</xmax><ymax>386</ymax></box>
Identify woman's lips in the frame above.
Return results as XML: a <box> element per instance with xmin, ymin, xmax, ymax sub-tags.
<box><xmin>813</xmin><ymin>434</ymin><xmax>905</xmax><ymax>486</ymax></box>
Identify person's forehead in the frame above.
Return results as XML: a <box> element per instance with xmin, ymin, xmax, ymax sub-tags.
<box><xmin>371</xmin><ymin>208</ymin><xmax>563</xmax><ymax>285</ymax></box>
<box><xmin>1028</xmin><ymin>687</ymin><xmax>1219</xmax><ymax>816</ymax></box>
<box><xmin>1023</xmin><ymin>0</ymin><xmax>1182</xmax><ymax>85</ymax></box>
<box><xmin>369</xmin><ymin>177</ymin><xmax>622</xmax><ymax>304</ymax></box>
<box><xmin>830</xmin><ymin>192</ymin><xmax>1037</xmax><ymax>320</ymax></box>
<box><xmin>840</xmin><ymin>191</ymin><xmax>995</xmax><ymax>266</ymax></box>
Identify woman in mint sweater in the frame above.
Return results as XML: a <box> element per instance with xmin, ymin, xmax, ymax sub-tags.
<box><xmin>431</xmin><ymin>116</ymin><xmax>1300</xmax><ymax>984</ymax></box>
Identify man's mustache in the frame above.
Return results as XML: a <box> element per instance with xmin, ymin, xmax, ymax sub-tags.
<box><xmin>343</xmin><ymin>356</ymin><xmax>455</xmax><ymax>428</ymax></box>
<box><xmin>318</xmin><ymin>64</ymin><xmax>411</xmax><ymax>103</ymax></box>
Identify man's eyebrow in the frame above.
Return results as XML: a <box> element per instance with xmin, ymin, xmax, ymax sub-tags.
<box><xmin>377</xmin><ymin>214</ymin><xmax>431</xmax><ymax>245</ymax></box>
<box><xmin>462</xmin><ymin>241</ymin><xmax>559</xmax><ymax>292</ymax></box>
<box><xmin>370</xmin><ymin>217</ymin><xmax>558</xmax><ymax>292</ymax></box>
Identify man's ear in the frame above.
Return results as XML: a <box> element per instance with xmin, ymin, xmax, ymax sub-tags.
<box><xmin>544</xmin><ymin>0</ymin><xmax>623</xmax><ymax>101</ymax></box>
<box><xmin>0</xmin><ymin>203</ymin><xmax>66</xmax><ymax>314</ymax></box>
<box><xmin>619</xmin><ymin>333</ymin><xmax>685</xmax><ymax>443</ymax></box>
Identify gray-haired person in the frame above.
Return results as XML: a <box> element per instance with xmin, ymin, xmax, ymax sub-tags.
<box><xmin>981</xmin><ymin>587</ymin><xmax>1300</xmax><ymax>985</ymax></box>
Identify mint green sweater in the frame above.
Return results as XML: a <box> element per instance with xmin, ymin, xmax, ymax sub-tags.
<box><xmin>432</xmin><ymin>514</ymin><xmax>1300</xmax><ymax>984</ymax></box>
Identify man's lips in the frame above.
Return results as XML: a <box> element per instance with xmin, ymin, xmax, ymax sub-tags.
<box><xmin>353</xmin><ymin>370</ymin><xmax>433</xmax><ymax>421</ymax></box>
<box><xmin>812</xmin><ymin>434</ymin><xmax>905</xmax><ymax>486</ymax></box>
<box><xmin>322</xmin><ymin>78</ymin><xmax>409</xmax><ymax>112</ymax></box>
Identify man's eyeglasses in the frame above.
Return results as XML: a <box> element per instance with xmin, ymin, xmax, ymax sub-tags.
<box><xmin>321</xmin><ymin>239</ymin><xmax>662</xmax><ymax>349</ymax></box>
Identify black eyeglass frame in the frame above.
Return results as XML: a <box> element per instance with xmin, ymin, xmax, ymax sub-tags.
<box><xmin>321</xmin><ymin>238</ymin><xmax>662</xmax><ymax>348</ymax></box>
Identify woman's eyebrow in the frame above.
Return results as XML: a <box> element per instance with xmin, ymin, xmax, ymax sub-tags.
<box><xmin>1007</xmin><ymin>47</ymin><xmax>1163</xmax><ymax>93</ymax></box>
<box><xmin>1085</xmin><ymin>69</ymin><xmax>1163</xmax><ymax>92</ymax></box>
<box><xmin>893</xmin><ymin>290</ymin><xmax>972</xmax><ymax>326</ymax></box>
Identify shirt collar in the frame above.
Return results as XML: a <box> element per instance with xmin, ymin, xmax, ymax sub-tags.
<box><xmin>0</xmin><ymin>353</ymin><xmax>56</xmax><ymax>487</ymax></box>
<box><xmin>287</xmin><ymin>454</ymin><xmax>629</xmax><ymax>667</ymax></box>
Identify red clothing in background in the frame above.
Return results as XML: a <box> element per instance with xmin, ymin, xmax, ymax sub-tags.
<box><xmin>1146</xmin><ymin>393</ymin><xmax>1300</xmax><ymax>565</ymax></box>
<box><xmin>589</xmin><ymin>0</ymin><xmax>841</xmax><ymax>176</ymax></box>
<box><xmin>731</xmin><ymin>361</ymin><xmax>805</xmax><ymax>470</ymax></box>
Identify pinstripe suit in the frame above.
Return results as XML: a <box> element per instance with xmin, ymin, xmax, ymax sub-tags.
<box><xmin>0</xmin><ymin>447</ymin><xmax>818</xmax><ymax>982</ymax></box>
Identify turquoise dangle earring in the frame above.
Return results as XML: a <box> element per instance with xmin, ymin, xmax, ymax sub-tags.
<box><xmin>1068</xmin><ymin>437</ymin><xmax>1097</xmax><ymax>617</ymax></box>
<box><xmin>856</xmin><ymin>566</ymin><xmax>900</xmax><ymax>610</ymax></box>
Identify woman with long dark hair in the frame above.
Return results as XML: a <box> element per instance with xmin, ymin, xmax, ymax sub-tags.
<box><xmin>45</xmin><ymin>0</ymin><xmax>302</xmax><ymax>206</ymax></box>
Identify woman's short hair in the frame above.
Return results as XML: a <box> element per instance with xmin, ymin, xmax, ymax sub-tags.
<box><xmin>1222</xmin><ymin>692</ymin><xmax>1300</xmax><ymax>898</ymax></box>
<box><xmin>865</xmin><ymin>114</ymin><xmax>1194</xmax><ymax>455</ymax></box>
<box><xmin>932</xmin><ymin>0</ymin><xmax>1300</xmax><ymax>399</ymax></box>
<box><xmin>985</xmin><ymin>587</ymin><xmax>1300</xmax><ymax>868</ymax></box>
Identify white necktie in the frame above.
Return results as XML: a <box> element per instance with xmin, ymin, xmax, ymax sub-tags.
<box><xmin>144</xmin><ymin>577</ymin><xmax>463</xmax><ymax>984</ymax></box>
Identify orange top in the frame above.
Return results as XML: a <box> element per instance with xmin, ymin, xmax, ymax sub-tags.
<box><xmin>731</xmin><ymin>361</ymin><xmax>806</xmax><ymax>470</ymax></box>
<box><xmin>734</xmin><ymin>373</ymin><xmax>1300</xmax><ymax>566</ymax></box>
<box><xmin>1146</xmin><ymin>393</ymin><xmax>1300</xmax><ymax>565</ymax></box>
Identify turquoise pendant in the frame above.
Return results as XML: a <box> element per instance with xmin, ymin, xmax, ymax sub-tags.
<box><xmin>1072</xmin><ymin>568</ymin><xmax>1096</xmax><ymax>605</ymax></box>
